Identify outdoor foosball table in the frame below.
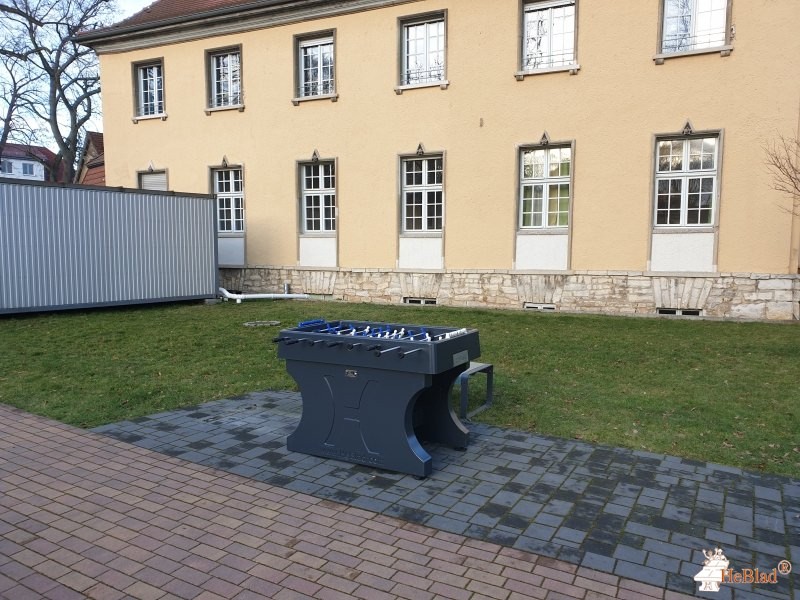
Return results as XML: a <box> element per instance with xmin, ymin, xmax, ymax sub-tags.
<box><xmin>273</xmin><ymin>319</ymin><xmax>481</xmax><ymax>477</ymax></box>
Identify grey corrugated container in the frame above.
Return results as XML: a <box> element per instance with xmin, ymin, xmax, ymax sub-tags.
<box><xmin>0</xmin><ymin>178</ymin><xmax>218</xmax><ymax>314</ymax></box>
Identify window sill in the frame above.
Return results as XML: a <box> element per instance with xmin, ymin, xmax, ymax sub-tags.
<box><xmin>515</xmin><ymin>64</ymin><xmax>580</xmax><ymax>80</ymax></box>
<box><xmin>292</xmin><ymin>93</ymin><xmax>339</xmax><ymax>106</ymax></box>
<box><xmin>131</xmin><ymin>113</ymin><xmax>167</xmax><ymax>124</ymax></box>
<box><xmin>300</xmin><ymin>232</ymin><xmax>336</xmax><ymax>237</ymax></box>
<box><xmin>218</xmin><ymin>231</ymin><xmax>245</xmax><ymax>238</ymax></box>
<box><xmin>394</xmin><ymin>80</ymin><xmax>449</xmax><ymax>95</ymax></box>
<box><xmin>517</xmin><ymin>228</ymin><xmax>569</xmax><ymax>235</ymax></box>
<box><xmin>205</xmin><ymin>104</ymin><xmax>245</xmax><ymax>115</ymax></box>
<box><xmin>654</xmin><ymin>45</ymin><xmax>733</xmax><ymax>65</ymax></box>
<box><xmin>400</xmin><ymin>231</ymin><xmax>442</xmax><ymax>238</ymax></box>
<box><xmin>652</xmin><ymin>226</ymin><xmax>715</xmax><ymax>233</ymax></box>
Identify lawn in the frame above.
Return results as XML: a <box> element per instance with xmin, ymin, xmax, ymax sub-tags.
<box><xmin>1</xmin><ymin>300</ymin><xmax>798</xmax><ymax>478</ymax></box>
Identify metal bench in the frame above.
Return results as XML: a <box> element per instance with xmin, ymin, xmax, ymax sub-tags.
<box><xmin>457</xmin><ymin>361</ymin><xmax>494</xmax><ymax>420</ymax></box>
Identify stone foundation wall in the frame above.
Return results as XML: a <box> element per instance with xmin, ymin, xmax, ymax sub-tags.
<box><xmin>219</xmin><ymin>267</ymin><xmax>800</xmax><ymax>321</ymax></box>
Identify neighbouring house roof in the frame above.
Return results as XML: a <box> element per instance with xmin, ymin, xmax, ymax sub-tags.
<box><xmin>85</xmin><ymin>131</ymin><xmax>104</xmax><ymax>156</ymax></box>
<box><xmin>0</xmin><ymin>143</ymin><xmax>65</xmax><ymax>181</ymax></box>
<box><xmin>77</xmin><ymin>132</ymin><xmax>106</xmax><ymax>186</ymax></box>
<box><xmin>1</xmin><ymin>143</ymin><xmax>58</xmax><ymax>164</ymax></box>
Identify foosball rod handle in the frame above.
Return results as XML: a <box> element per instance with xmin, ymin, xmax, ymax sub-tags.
<box><xmin>375</xmin><ymin>346</ymin><xmax>402</xmax><ymax>357</ymax></box>
<box><xmin>398</xmin><ymin>348</ymin><xmax>423</xmax><ymax>358</ymax></box>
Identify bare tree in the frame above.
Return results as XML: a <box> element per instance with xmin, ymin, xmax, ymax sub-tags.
<box><xmin>0</xmin><ymin>0</ymin><xmax>115</xmax><ymax>182</ymax></box>
<box><xmin>765</xmin><ymin>134</ymin><xmax>800</xmax><ymax>216</ymax></box>
<box><xmin>0</xmin><ymin>13</ymin><xmax>39</xmax><ymax>154</ymax></box>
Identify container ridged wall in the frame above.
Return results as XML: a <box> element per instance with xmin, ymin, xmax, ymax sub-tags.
<box><xmin>0</xmin><ymin>179</ymin><xmax>218</xmax><ymax>313</ymax></box>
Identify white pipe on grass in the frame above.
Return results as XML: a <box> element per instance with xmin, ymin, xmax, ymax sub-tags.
<box><xmin>219</xmin><ymin>287</ymin><xmax>309</xmax><ymax>303</ymax></box>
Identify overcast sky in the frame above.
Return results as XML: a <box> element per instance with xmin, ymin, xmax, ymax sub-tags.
<box><xmin>116</xmin><ymin>0</ymin><xmax>153</xmax><ymax>19</ymax></box>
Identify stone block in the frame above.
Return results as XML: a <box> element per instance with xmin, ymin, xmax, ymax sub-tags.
<box><xmin>758</xmin><ymin>278</ymin><xmax>794</xmax><ymax>290</ymax></box>
<box><xmin>766</xmin><ymin>302</ymin><xmax>796</xmax><ymax>320</ymax></box>
<box><xmin>729</xmin><ymin>303</ymin><xmax>766</xmax><ymax>319</ymax></box>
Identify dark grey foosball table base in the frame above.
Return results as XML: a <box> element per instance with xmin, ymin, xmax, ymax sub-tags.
<box><xmin>276</xmin><ymin>320</ymin><xmax>481</xmax><ymax>477</ymax></box>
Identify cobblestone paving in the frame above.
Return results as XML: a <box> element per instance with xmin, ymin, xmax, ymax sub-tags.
<box><xmin>3</xmin><ymin>404</ymin><xmax>700</xmax><ymax>600</ymax></box>
<box><xmin>92</xmin><ymin>391</ymin><xmax>800</xmax><ymax>599</ymax></box>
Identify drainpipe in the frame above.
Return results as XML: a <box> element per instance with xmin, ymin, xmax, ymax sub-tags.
<box><xmin>219</xmin><ymin>287</ymin><xmax>309</xmax><ymax>303</ymax></box>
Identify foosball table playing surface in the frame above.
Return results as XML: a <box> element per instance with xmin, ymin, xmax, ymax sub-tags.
<box><xmin>274</xmin><ymin>319</ymin><xmax>482</xmax><ymax>477</ymax></box>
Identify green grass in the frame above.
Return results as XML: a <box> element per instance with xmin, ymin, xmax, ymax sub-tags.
<box><xmin>1</xmin><ymin>300</ymin><xmax>798</xmax><ymax>478</ymax></box>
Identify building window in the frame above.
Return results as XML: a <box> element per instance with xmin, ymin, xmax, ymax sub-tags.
<box><xmin>655</xmin><ymin>136</ymin><xmax>718</xmax><ymax>226</ymax></box>
<box><xmin>298</xmin><ymin>36</ymin><xmax>335</xmax><ymax>98</ymax></box>
<box><xmin>209</xmin><ymin>49</ymin><xmax>241</xmax><ymax>108</ymax></box>
<box><xmin>402</xmin><ymin>156</ymin><xmax>443</xmax><ymax>232</ymax></box>
<box><xmin>22</xmin><ymin>162</ymin><xmax>34</xmax><ymax>176</ymax></box>
<box><xmin>661</xmin><ymin>0</ymin><xmax>728</xmax><ymax>53</ymax></box>
<box><xmin>301</xmin><ymin>162</ymin><xmax>336</xmax><ymax>232</ymax></box>
<box><xmin>522</xmin><ymin>1</ymin><xmax>576</xmax><ymax>70</ymax></box>
<box><xmin>520</xmin><ymin>146</ymin><xmax>571</xmax><ymax>228</ymax></box>
<box><xmin>401</xmin><ymin>15</ymin><xmax>445</xmax><ymax>86</ymax></box>
<box><xmin>0</xmin><ymin>160</ymin><xmax>12</xmax><ymax>174</ymax></box>
<box><xmin>138</xmin><ymin>170</ymin><xmax>167</xmax><ymax>191</ymax></box>
<box><xmin>215</xmin><ymin>168</ymin><xmax>244</xmax><ymax>233</ymax></box>
<box><xmin>135</xmin><ymin>61</ymin><xmax>164</xmax><ymax>117</ymax></box>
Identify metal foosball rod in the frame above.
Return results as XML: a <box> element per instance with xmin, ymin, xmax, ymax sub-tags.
<box><xmin>375</xmin><ymin>346</ymin><xmax>403</xmax><ymax>357</ymax></box>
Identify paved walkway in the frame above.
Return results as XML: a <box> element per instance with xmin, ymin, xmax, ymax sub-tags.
<box><xmin>0</xmin><ymin>396</ymin><xmax>795</xmax><ymax>600</ymax></box>
<box><xmin>91</xmin><ymin>392</ymin><xmax>798</xmax><ymax>600</ymax></box>
<box><xmin>3</xmin><ymin>405</ymin><xmax>691</xmax><ymax>600</ymax></box>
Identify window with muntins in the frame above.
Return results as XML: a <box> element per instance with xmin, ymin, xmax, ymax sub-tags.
<box><xmin>661</xmin><ymin>0</ymin><xmax>728</xmax><ymax>53</ymax></box>
<box><xmin>655</xmin><ymin>136</ymin><xmax>718</xmax><ymax>226</ymax></box>
<box><xmin>402</xmin><ymin>157</ymin><xmax>443</xmax><ymax>232</ymax></box>
<box><xmin>520</xmin><ymin>146</ymin><xmax>571</xmax><ymax>228</ymax></box>
<box><xmin>402</xmin><ymin>16</ymin><xmax>445</xmax><ymax>86</ymax></box>
<box><xmin>136</xmin><ymin>62</ymin><xmax>164</xmax><ymax>116</ymax></box>
<box><xmin>209</xmin><ymin>49</ymin><xmax>241</xmax><ymax>108</ymax></box>
<box><xmin>299</xmin><ymin>37</ymin><xmax>334</xmax><ymax>97</ymax></box>
<box><xmin>215</xmin><ymin>169</ymin><xmax>245</xmax><ymax>233</ymax></box>
<box><xmin>302</xmin><ymin>162</ymin><xmax>336</xmax><ymax>232</ymax></box>
<box><xmin>0</xmin><ymin>160</ymin><xmax>12</xmax><ymax>174</ymax></box>
<box><xmin>522</xmin><ymin>1</ymin><xmax>576</xmax><ymax>70</ymax></box>
<box><xmin>22</xmin><ymin>163</ymin><xmax>34</xmax><ymax>176</ymax></box>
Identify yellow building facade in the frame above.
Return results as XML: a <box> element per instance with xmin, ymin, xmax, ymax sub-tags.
<box><xmin>80</xmin><ymin>0</ymin><xmax>800</xmax><ymax>319</ymax></box>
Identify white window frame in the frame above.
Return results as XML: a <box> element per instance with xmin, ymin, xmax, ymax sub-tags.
<box><xmin>214</xmin><ymin>168</ymin><xmax>245</xmax><ymax>233</ymax></box>
<box><xmin>208</xmin><ymin>48</ymin><xmax>242</xmax><ymax>109</ymax></box>
<box><xmin>0</xmin><ymin>160</ymin><xmax>12</xmax><ymax>174</ymax></box>
<box><xmin>301</xmin><ymin>161</ymin><xmax>336</xmax><ymax>233</ymax></box>
<box><xmin>519</xmin><ymin>145</ymin><xmax>572</xmax><ymax>229</ymax></box>
<box><xmin>21</xmin><ymin>162</ymin><xmax>34</xmax><ymax>176</ymax></box>
<box><xmin>134</xmin><ymin>61</ymin><xmax>165</xmax><ymax>118</ymax></box>
<box><xmin>654</xmin><ymin>135</ymin><xmax>719</xmax><ymax>227</ymax></box>
<box><xmin>399</xmin><ymin>13</ymin><xmax>447</xmax><ymax>89</ymax></box>
<box><xmin>298</xmin><ymin>36</ymin><xmax>335</xmax><ymax>99</ymax></box>
<box><xmin>401</xmin><ymin>156</ymin><xmax>443</xmax><ymax>233</ymax></box>
<box><xmin>659</xmin><ymin>0</ymin><xmax>731</xmax><ymax>56</ymax></box>
<box><xmin>521</xmin><ymin>1</ymin><xmax>577</xmax><ymax>72</ymax></box>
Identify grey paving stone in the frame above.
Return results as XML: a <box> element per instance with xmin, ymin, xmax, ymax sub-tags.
<box><xmin>625</xmin><ymin>522</ymin><xmax>670</xmax><ymax>542</ymax></box>
<box><xmin>522</xmin><ymin>523</ymin><xmax>556</xmax><ymax>542</ymax></box>
<box><xmin>614</xmin><ymin>560</ymin><xmax>667</xmax><ymax>587</ymax></box>
<box><xmin>491</xmin><ymin>490</ymin><xmax>521</xmax><ymax>507</ymax></box>
<box><xmin>726</xmin><ymin>502</ymin><xmax>755</xmax><ymax>522</ymax></box>
<box><xmin>512</xmin><ymin>536</ymin><xmax>559</xmax><ymax>558</ymax></box>
<box><xmin>534</xmin><ymin>512</ymin><xmax>564</xmax><ymax>528</ymax></box>
<box><xmin>469</xmin><ymin>512</ymin><xmax>500</xmax><ymax>528</ymax></box>
<box><xmin>613</xmin><ymin>545</ymin><xmax>646</xmax><ymax>565</ymax></box>
<box><xmin>554</xmin><ymin>527</ymin><xmax>586</xmax><ymax>544</ymax></box>
<box><xmin>92</xmin><ymin>390</ymin><xmax>798</xmax><ymax>600</ymax></box>
<box><xmin>425</xmin><ymin>515</ymin><xmax>469</xmax><ymax>535</ymax></box>
<box><xmin>509</xmin><ymin>500</ymin><xmax>543</xmax><ymax>518</ymax></box>
<box><xmin>724</xmin><ymin>517</ymin><xmax>754</xmax><ymax>537</ymax></box>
